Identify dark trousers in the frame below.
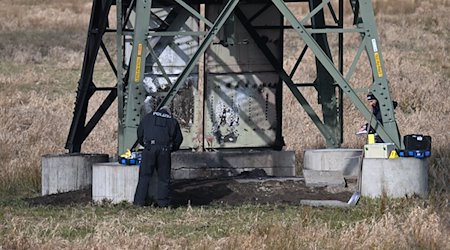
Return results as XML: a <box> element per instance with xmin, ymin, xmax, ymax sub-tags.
<box><xmin>133</xmin><ymin>146</ymin><xmax>172</xmax><ymax>207</ymax></box>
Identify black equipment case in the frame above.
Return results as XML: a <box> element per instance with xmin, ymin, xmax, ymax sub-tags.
<box><xmin>404</xmin><ymin>134</ymin><xmax>432</xmax><ymax>151</ymax></box>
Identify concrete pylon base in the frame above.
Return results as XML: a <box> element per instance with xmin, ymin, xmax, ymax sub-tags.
<box><xmin>303</xmin><ymin>149</ymin><xmax>363</xmax><ymax>178</ymax></box>
<box><xmin>92</xmin><ymin>150</ymin><xmax>296</xmax><ymax>203</ymax></box>
<box><xmin>93</xmin><ymin>163</ymin><xmax>139</xmax><ymax>203</ymax></box>
<box><xmin>41</xmin><ymin>153</ymin><xmax>108</xmax><ymax>195</ymax></box>
<box><xmin>171</xmin><ymin>150</ymin><xmax>296</xmax><ymax>178</ymax></box>
<box><xmin>361</xmin><ymin>158</ymin><xmax>428</xmax><ymax>198</ymax></box>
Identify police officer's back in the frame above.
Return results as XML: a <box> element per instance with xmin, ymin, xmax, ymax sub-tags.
<box><xmin>134</xmin><ymin>106</ymin><xmax>183</xmax><ymax>207</ymax></box>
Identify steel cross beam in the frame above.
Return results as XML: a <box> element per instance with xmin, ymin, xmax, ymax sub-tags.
<box><xmin>308</xmin><ymin>0</ymin><xmax>340</xmax><ymax>148</ymax></box>
<box><xmin>143</xmin><ymin>6</ymin><xmax>191</xmax><ymax>87</ymax></box>
<box><xmin>234</xmin><ymin>7</ymin><xmax>338</xmax><ymax>147</ymax></box>
<box><xmin>65</xmin><ymin>0</ymin><xmax>114</xmax><ymax>153</ymax></box>
<box><xmin>118</xmin><ymin>4</ymin><xmax>199</xmax><ymax>152</ymax></box>
<box><xmin>120</xmin><ymin>0</ymin><xmax>153</xmax><ymax>152</ymax></box>
<box><xmin>156</xmin><ymin>0</ymin><xmax>240</xmax><ymax>110</ymax></box>
<box><xmin>271</xmin><ymin>0</ymin><xmax>402</xmax><ymax>148</ymax></box>
<box><xmin>358</xmin><ymin>0</ymin><xmax>401</xmax><ymax>148</ymax></box>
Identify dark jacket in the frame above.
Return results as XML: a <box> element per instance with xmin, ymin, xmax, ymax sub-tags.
<box><xmin>137</xmin><ymin>110</ymin><xmax>183</xmax><ymax>151</ymax></box>
<box><xmin>368</xmin><ymin>104</ymin><xmax>382</xmax><ymax>133</ymax></box>
<box><xmin>368</xmin><ymin>101</ymin><xmax>397</xmax><ymax>133</ymax></box>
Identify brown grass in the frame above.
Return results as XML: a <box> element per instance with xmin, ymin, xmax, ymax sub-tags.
<box><xmin>0</xmin><ymin>0</ymin><xmax>92</xmax><ymax>32</ymax></box>
<box><xmin>0</xmin><ymin>0</ymin><xmax>449</xmax><ymax>248</ymax></box>
<box><xmin>1</xmin><ymin>205</ymin><xmax>449</xmax><ymax>249</ymax></box>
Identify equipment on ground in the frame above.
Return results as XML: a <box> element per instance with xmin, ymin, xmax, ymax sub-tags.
<box><xmin>398</xmin><ymin>149</ymin><xmax>431</xmax><ymax>159</ymax></box>
<box><xmin>119</xmin><ymin>149</ymin><xmax>142</xmax><ymax>165</ymax></box>
<box><xmin>398</xmin><ymin>134</ymin><xmax>432</xmax><ymax>159</ymax></box>
<box><xmin>404</xmin><ymin>134</ymin><xmax>432</xmax><ymax>151</ymax></box>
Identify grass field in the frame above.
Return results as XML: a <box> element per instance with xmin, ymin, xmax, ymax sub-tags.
<box><xmin>0</xmin><ymin>0</ymin><xmax>449</xmax><ymax>248</ymax></box>
<box><xmin>1</xmin><ymin>198</ymin><xmax>449</xmax><ymax>249</ymax></box>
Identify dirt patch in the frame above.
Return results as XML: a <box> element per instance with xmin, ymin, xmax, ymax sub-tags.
<box><xmin>26</xmin><ymin>176</ymin><xmax>356</xmax><ymax>207</ymax></box>
<box><xmin>26</xmin><ymin>188</ymin><xmax>92</xmax><ymax>207</ymax></box>
<box><xmin>172</xmin><ymin>177</ymin><xmax>355</xmax><ymax>206</ymax></box>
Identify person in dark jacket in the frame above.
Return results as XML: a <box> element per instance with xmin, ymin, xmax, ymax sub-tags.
<box><xmin>357</xmin><ymin>93</ymin><xmax>397</xmax><ymax>143</ymax></box>
<box><xmin>134</xmin><ymin>106</ymin><xmax>183</xmax><ymax>207</ymax></box>
<box><xmin>358</xmin><ymin>93</ymin><xmax>382</xmax><ymax>141</ymax></box>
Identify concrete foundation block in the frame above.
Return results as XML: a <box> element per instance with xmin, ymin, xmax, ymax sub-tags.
<box><xmin>92</xmin><ymin>163</ymin><xmax>139</xmax><ymax>203</ymax></box>
<box><xmin>91</xmin><ymin>150</ymin><xmax>296</xmax><ymax>203</ymax></box>
<box><xmin>304</xmin><ymin>149</ymin><xmax>363</xmax><ymax>178</ymax></box>
<box><xmin>171</xmin><ymin>168</ymin><xmax>191</xmax><ymax>180</ymax></box>
<box><xmin>303</xmin><ymin>170</ymin><xmax>345</xmax><ymax>187</ymax></box>
<box><xmin>361</xmin><ymin>158</ymin><xmax>428</xmax><ymax>198</ymax></box>
<box><xmin>41</xmin><ymin>153</ymin><xmax>108</xmax><ymax>195</ymax></box>
<box><xmin>172</xmin><ymin>150</ymin><xmax>296</xmax><ymax>177</ymax></box>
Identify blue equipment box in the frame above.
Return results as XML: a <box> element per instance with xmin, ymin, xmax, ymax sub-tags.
<box><xmin>118</xmin><ymin>152</ymin><xmax>142</xmax><ymax>165</ymax></box>
<box><xmin>398</xmin><ymin>150</ymin><xmax>431</xmax><ymax>159</ymax></box>
<box><xmin>119</xmin><ymin>157</ymin><xmax>140</xmax><ymax>165</ymax></box>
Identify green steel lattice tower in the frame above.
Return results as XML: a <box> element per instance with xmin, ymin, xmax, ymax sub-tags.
<box><xmin>65</xmin><ymin>0</ymin><xmax>402</xmax><ymax>154</ymax></box>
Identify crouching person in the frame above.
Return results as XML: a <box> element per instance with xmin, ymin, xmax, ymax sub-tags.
<box><xmin>134</xmin><ymin>106</ymin><xmax>183</xmax><ymax>207</ymax></box>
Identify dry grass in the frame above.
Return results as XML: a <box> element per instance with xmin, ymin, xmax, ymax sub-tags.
<box><xmin>0</xmin><ymin>0</ymin><xmax>449</xmax><ymax>248</ymax></box>
<box><xmin>0</xmin><ymin>0</ymin><xmax>91</xmax><ymax>32</ymax></box>
<box><xmin>1</xmin><ymin>201</ymin><xmax>449</xmax><ymax>249</ymax></box>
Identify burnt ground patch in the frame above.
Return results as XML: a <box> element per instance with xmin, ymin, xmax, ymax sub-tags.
<box><xmin>25</xmin><ymin>177</ymin><xmax>356</xmax><ymax>207</ymax></box>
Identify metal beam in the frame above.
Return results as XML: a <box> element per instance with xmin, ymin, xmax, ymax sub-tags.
<box><xmin>309</xmin><ymin>0</ymin><xmax>340</xmax><ymax>148</ymax></box>
<box><xmin>100</xmin><ymin>41</ymin><xmax>117</xmax><ymax>76</ymax></box>
<box><xmin>271</xmin><ymin>0</ymin><xmax>401</xmax><ymax>148</ymax></box>
<box><xmin>65</xmin><ymin>0</ymin><xmax>113</xmax><ymax>153</ymax></box>
<box><xmin>82</xmin><ymin>89</ymin><xmax>117</xmax><ymax>141</ymax></box>
<box><xmin>359</xmin><ymin>0</ymin><xmax>401</xmax><ymax>147</ymax></box>
<box><xmin>235</xmin><ymin>7</ymin><xmax>338</xmax><ymax>146</ymax></box>
<box><xmin>300</xmin><ymin>0</ymin><xmax>331</xmax><ymax>25</ymax></box>
<box><xmin>120</xmin><ymin>0</ymin><xmax>153</xmax><ymax>152</ymax></box>
<box><xmin>173</xmin><ymin>0</ymin><xmax>213</xmax><ymax>27</ymax></box>
<box><xmin>157</xmin><ymin>0</ymin><xmax>240</xmax><ymax>109</ymax></box>
<box><xmin>289</xmin><ymin>44</ymin><xmax>308</xmax><ymax>78</ymax></box>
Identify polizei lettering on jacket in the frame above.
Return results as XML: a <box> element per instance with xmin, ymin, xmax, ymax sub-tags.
<box><xmin>153</xmin><ymin>111</ymin><xmax>172</xmax><ymax>119</ymax></box>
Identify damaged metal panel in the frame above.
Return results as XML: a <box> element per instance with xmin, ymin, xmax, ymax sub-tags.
<box><xmin>204</xmin><ymin>3</ymin><xmax>282</xmax><ymax>148</ymax></box>
<box><xmin>205</xmin><ymin>73</ymin><xmax>279</xmax><ymax>148</ymax></box>
<box><xmin>140</xmin><ymin>6</ymin><xmax>201</xmax><ymax>149</ymax></box>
